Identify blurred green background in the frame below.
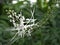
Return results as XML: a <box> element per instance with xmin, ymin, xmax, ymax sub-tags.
<box><xmin>0</xmin><ymin>0</ymin><xmax>60</xmax><ymax>45</ymax></box>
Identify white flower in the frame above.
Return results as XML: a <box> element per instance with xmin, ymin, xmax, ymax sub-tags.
<box><xmin>13</xmin><ymin>22</ymin><xmax>16</xmax><ymax>27</ymax></box>
<box><xmin>12</xmin><ymin>13</ymin><xmax>15</xmax><ymax>16</ymax></box>
<box><xmin>18</xmin><ymin>30</ymin><xmax>25</xmax><ymax>37</ymax></box>
<box><xmin>29</xmin><ymin>0</ymin><xmax>37</xmax><ymax>3</ymax></box>
<box><xmin>10</xmin><ymin>19</ymin><xmax>12</xmax><ymax>22</ymax></box>
<box><xmin>8</xmin><ymin>15</ymin><xmax>12</xmax><ymax>17</ymax></box>
<box><xmin>9</xmin><ymin>10</ymin><xmax>12</xmax><ymax>12</ymax></box>
<box><xmin>14</xmin><ymin>12</ymin><xmax>16</xmax><ymax>15</ymax></box>
<box><xmin>8</xmin><ymin>9</ymin><xmax>37</xmax><ymax>38</ymax></box>
<box><xmin>15</xmin><ymin>15</ymin><xmax>19</xmax><ymax>19</ymax></box>
<box><xmin>46</xmin><ymin>0</ymin><xmax>49</xmax><ymax>3</ymax></box>
<box><xmin>8</xmin><ymin>9</ymin><xmax>38</xmax><ymax>44</ymax></box>
<box><xmin>12</xmin><ymin>19</ymin><xmax>15</xmax><ymax>23</ymax></box>
<box><xmin>22</xmin><ymin>16</ymin><xmax>25</xmax><ymax>20</ymax></box>
<box><xmin>56</xmin><ymin>3</ymin><xmax>59</xmax><ymax>7</ymax></box>
<box><xmin>28</xmin><ymin>0</ymin><xmax>37</xmax><ymax>7</ymax></box>
<box><xmin>23</xmin><ymin>1</ymin><xmax>27</xmax><ymax>5</ymax></box>
<box><xmin>12</xmin><ymin>0</ymin><xmax>18</xmax><ymax>4</ymax></box>
<box><xmin>18</xmin><ymin>14</ymin><xmax>21</xmax><ymax>17</ymax></box>
<box><xmin>12</xmin><ymin>10</ymin><xmax>14</xmax><ymax>12</ymax></box>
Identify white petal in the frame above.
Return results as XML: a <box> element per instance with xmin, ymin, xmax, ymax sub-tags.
<box><xmin>12</xmin><ymin>1</ymin><xmax>18</xmax><ymax>4</ymax></box>
<box><xmin>56</xmin><ymin>4</ymin><xmax>59</xmax><ymax>7</ymax></box>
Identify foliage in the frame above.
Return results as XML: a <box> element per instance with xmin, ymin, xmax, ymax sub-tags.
<box><xmin>0</xmin><ymin>0</ymin><xmax>60</xmax><ymax>45</ymax></box>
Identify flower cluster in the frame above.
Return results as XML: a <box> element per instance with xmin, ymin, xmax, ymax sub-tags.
<box><xmin>7</xmin><ymin>9</ymin><xmax>37</xmax><ymax>44</ymax></box>
<box><xmin>7</xmin><ymin>9</ymin><xmax>37</xmax><ymax>38</ymax></box>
